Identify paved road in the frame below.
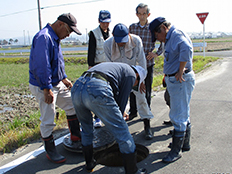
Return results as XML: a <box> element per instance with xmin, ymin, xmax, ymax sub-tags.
<box><xmin>1</xmin><ymin>51</ymin><xmax>232</xmax><ymax>174</ymax></box>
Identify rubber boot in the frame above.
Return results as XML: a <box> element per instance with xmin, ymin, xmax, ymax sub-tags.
<box><xmin>162</xmin><ymin>130</ymin><xmax>185</xmax><ymax>163</ymax></box>
<box><xmin>42</xmin><ymin>134</ymin><xmax>66</xmax><ymax>163</ymax></box>
<box><xmin>143</xmin><ymin>119</ymin><xmax>153</xmax><ymax>140</ymax></box>
<box><xmin>121</xmin><ymin>151</ymin><xmax>147</xmax><ymax>174</ymax></box>
<box><xmin>64</xmin><ymin>115</ymin><xmax>82</xmax><ymax>152</ymax></box>
<box><xmin>182</xmin><ymin>123</ymin><xmax>191</xmax><ymax>152</ymax></box>
<box><xmin>67</xmin><ymin>114</ymin><xmax>81</xmax><ymax>141</ymax></box>
<box><xmin>82</xmin><ymin>144</ymin><xmax>97</xmax><ymax>173</ymax></box>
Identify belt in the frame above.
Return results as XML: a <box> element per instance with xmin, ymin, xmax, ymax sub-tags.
<box><xmin>165</xmin><ymin>69</ymin><xmax>191</xmax><ymax>77</ymax></box>
<box><xmin>82</xmin><ymin>71</ymin><xmax>108</xmax><ymax>82</ymax></box>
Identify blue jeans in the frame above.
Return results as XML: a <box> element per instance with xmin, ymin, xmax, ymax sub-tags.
<box><xmin>165</xmin><ymin>71</ymin><xmax>195</xmax><ymax>131</ymax></box>
<box><xmin>71</xmin><ymin>76</ymin><xmax>136</xmax><ymax>154</ymax></box>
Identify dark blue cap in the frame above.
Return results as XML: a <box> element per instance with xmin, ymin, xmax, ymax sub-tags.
<box><xmin>99</xmin><ymin>10</ymin><xmax>111</xmax><ymax>23</ymax></box>
<box><xmin>112</xmin><ymin>23</ymin><xmax>129</xmax><ymax>43</ymax></box>
<box><xmin>149</xmin><ymin>17</ymin><xmax>166</xmax><ymax>42</ymax></box>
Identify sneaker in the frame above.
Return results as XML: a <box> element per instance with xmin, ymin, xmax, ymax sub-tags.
<box><xmin>94</xmin><ymin>118</ymin><xmax>102</xmax><ymax>128</ymax></box>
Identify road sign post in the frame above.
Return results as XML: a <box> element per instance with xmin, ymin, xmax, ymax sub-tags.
<box><xmin>196</xmin><ymin>12</ymin><xmax>209</xmax><ymax>57</ymax></box>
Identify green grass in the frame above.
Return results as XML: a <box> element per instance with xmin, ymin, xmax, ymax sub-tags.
<box><xmin>0</xmin><ymin>55</ymin><xmax>219</xmax><ymax>153</ymax></box>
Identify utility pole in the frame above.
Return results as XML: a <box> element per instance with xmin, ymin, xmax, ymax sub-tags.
<box><xmin>86</xmin><ymin>28</ymin><xmax>88</xmax><ymax>44</ymax></box>
<box><xmin>28</xmin><ymin>31</ymin><xmax>31</xmax><ymax>45</ymax></box>
<box><xmin>23</xmin><ymin>30</ymin><xmax>26</xmax><ymax>45</ymax></box>
<box><xmin>37</xmin><ymin>0</ymin><xmax>42</xmax><ymax>30</ymax></box>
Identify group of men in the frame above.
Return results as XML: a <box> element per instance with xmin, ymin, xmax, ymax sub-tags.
<box><xmin>29</xmin><ymin>3</ymin><xmax>195</xmax><ymax>174</ymax></box>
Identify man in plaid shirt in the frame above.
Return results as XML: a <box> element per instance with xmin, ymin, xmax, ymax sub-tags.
<box><xmin>129</xmin><ymin>3</ymin><xmax>163</xmax><ymax>124</ymax></box>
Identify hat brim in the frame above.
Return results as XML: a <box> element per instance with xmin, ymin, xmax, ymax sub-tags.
<box><xmin>114</xmin><ymin>35</ymin><xmax>129</xmax><ymax>43</ymax></box>
<box><xmin>100</xmin><ymin>19</ymin><xmax>111</xmax><ymax>23</ymax></box>
<box><xmin>70</xmin><ymin>26</ymin><xmax>82</xmax><ymax>35</ymax></box>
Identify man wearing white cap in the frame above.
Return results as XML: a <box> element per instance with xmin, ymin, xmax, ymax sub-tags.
<box><xmin>29</xmin><ymin>13</ymin><xmax>82</xmax><ymax>163</ymax></box>
<box><xmin>88</xmin><ymin>10</ymin><xmax>112</xmax><ymax>128</ymax></box>
<box><xmin>104</xmin><ymin>23</ymin><xmax>154</xmax><ymax>140</ymax></box>
<box><xmin>71</xmin><ymin>62</ymin><xmax>147</xmax><ymax>173</ymax></box>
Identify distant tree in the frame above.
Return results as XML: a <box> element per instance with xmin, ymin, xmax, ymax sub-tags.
<box><xmin>14</xmin><ymin>39</ymin><xmax>18</xmax><ymax>45</ymax></box>
<box><xmin>0</xmin><ymin>40</ymin><xmax>2</xmax><ymax>45</ymax></box>
<box><xmin>3</xmin><ymin>39</ymin><xmax>8</xmax><ymax>45</ymax></box>
<box><xmin>9</xmin><ymin>38</ymin><xmax>13</xmax><ymax>45</ymax></box>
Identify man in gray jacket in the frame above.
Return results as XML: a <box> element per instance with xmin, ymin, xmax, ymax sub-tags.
<box><xmin>104</xmin><ymin>23</ymin><xmax>154</xmax><ymax>140</ymax></box>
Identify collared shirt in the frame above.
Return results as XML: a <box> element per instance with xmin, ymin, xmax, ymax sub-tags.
<box><xmin>163</xmin><ymin>25</ymin><xmax>193</xmax><ymax>74</ymax></box>
<box><xmin>29</xmin><ymin>23</ymin><xmax>67</xmax><ymax>90</ymax></box>
<box><xmin>129</xmin><ymin>22</ymin><xmax>163</xmax><ymax>67</ymax></box>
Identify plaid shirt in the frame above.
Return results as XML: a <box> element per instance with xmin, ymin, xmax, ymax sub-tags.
<box><xmin>129</xmin><ymin>22</ymin><xmax>163</xmax><ymax>67</ymax></box>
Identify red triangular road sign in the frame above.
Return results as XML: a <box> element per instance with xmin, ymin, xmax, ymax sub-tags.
<box><xmin>196</xmin><ymin>12</ymin><xmax>209</xmax><ymax>24</ymax></box>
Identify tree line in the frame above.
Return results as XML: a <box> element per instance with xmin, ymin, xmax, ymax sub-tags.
<box><xmin>0</xmin><ymin>39</ymin><xmax>18</xmax><ymax>45</ymax></box>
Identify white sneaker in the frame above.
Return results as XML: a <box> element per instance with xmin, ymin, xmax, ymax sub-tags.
<box><xmin>94</xmin><ymin>118</ymin><xmax>102</xmax><ymax>128</ymax></box>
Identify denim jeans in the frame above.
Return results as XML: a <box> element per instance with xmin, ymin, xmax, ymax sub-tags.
<box><xmin>71</xmin><ymin>76</ymin><xmax>136</xmax><ymax>154</ymax></box>
<box><xmin>165</xmin><ymin>71</ymin><xmax>195</xmax><ymax>131</ymax></box>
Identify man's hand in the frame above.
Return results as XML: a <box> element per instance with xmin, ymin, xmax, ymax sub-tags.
<box><xmin>176</xmin><ymin>62</ymin><xmax>187</xmax><ymax>83</ymax></box>
<box><xmin>62</xmin><ymin>78</ymin><xmax>73</xmax><ymax>90</ymax></box>
<box><xmin>175</xmin><ymin>70</ymin><xmax>185</xmax><ymax>83</ymax></box>
<box><xmin>43</xmin><ymin>89</ymin><xmax>54</xmax><ymax>104</ymax></box>
<box><xmin>146</xmin><ymin>52</ymin><xmax>158</xmax><ymax>61</ymax></box>
<box><xmin>139</xmin><ymin>82</ymin><xmax>146</xmax><ymax>93</ymax></box>
<box><xmin>123</xmin><ymin>112</ymin><xmax>129</xmax><ymax>121</ymax></box>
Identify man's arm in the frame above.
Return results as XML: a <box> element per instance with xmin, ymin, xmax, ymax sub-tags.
<box><xmin>87</xmin><ymin>31</ymin><xmax>96</xmax><ymax>68</ymax></box>
<box><xmin>32</xmin><ymin>35</ymin><xmax>53</xmax><ymax>90</ymax></box>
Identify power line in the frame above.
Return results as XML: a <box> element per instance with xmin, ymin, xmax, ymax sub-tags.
<box><xmin>41</xmin><ymin>0</ymin><xmax>103</xmax><ymax>10</ymax></box>
<box><xmin>0</xmin><ymin>0</ymin><xmax>103</xmax><ymax>18</ymax></box>
<box><xmin>0</xmin><ymin>8</ymin><xmax>36</xmax><ymax>17</ymax></box>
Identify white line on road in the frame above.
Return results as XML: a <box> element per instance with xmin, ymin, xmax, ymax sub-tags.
<box><xmin>0</xmin><ymin>134</ymin><xmax>69</xmax><ymax>174</ymax></box>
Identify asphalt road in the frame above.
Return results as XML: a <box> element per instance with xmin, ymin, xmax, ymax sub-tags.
<box><xmin>1</xmin><ymin>51</ymin><xmax>232</xmax><ymax>174</ymax></box>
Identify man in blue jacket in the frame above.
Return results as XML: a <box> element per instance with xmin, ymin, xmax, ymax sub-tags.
<box><xmin>149</xmin><ymin>17</ymin><xmax>195</xmax><ymax>163</ymax></box>
<box><xmin>29</xmin><ymin>13</ymin><xmax>82</xmax><ymax>163</ymax></box>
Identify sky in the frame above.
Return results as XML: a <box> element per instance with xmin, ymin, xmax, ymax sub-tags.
<box><xmin>0</xmin><ymin>0</ymin><xmax>231</xmax><ymax>44</ymax></box>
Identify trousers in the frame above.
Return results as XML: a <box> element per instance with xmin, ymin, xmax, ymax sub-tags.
<box><xmin>29</xmin><ymin>82</ymin><xmax>75</xmax><ymax>137</ymax></box>
<box><xmin>71</xmin><ymin>76</ymin><xmax>136</xmax><ymax>154</ymax></box>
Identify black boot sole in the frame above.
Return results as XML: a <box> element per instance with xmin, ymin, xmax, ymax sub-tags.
<box><xmin>46</xmin><ymin>154</ymin><xmax>66</xmax><ymax>163</ymax></box>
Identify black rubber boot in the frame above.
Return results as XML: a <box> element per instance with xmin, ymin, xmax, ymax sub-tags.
<box><xmin>122</xmin><ymin>151</ymin><xmax>138</xmax><ymax>174</ymax></box>
<box><xmin>122</xmin><ymin>151</ymin><xmax>147</xmax><ymax>174</ymax></box>
<box><xmin>63</xmin><ymin>115</ymin><xmax>82</xmax><ymax>152</ymax></box>
<box><xmin>67</xmin><ymin>114</ymin><xmax>81</xmax><ymax>141</ymax></box>
<box><xmin>162</xmin><ymin>130</ymin><xmax>185</xmax><ymax>163</ymax></box>
<box><xmin>143</xmin><ymin>119</ymin><xmax>153</xmax><ymax>140</ymax></box>
<box><xmin>42</xmin><ymin>134</ymin><xmax>66</xmax><ymax>163</ymax></box>
<box><xmin>182</xmin><ymin>123</ymin><xmax>191</xmax><ymax>152</ymax></box>
<box><xmin>82</xmin><ymin>144</ymin><xmax>97</xmax><ymax>173</ymax></box>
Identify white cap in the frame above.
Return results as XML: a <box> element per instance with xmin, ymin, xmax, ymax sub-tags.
<box><xmin>132</xmin><ymin>65</ymin><xmax>147</xmax><ymax>88</ymax></box>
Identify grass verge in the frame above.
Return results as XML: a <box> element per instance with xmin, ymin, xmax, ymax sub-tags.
<box><xmin>0</xmin><ymin>55</ymin><xmax>219</xmax><ymax>153</ymax></box>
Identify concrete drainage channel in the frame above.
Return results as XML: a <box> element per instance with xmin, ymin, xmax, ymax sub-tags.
<box><xmin>94</xmin><ymin>143</ymin><xmax>149</xmax><ymax>167</ymax></box>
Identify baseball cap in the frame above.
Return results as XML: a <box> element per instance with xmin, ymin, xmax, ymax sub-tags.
<box><xmin>112</xmin><ymin>23</ymin><xmax>129</xmax><ymax>43</ymax></box>
<box><xmin>58</xmin><ymin>13</ymin><xmax>82</xmax><ymax>35</ymax></box>
<box><xmin>149</xmin><ymin>17</ymin><xmax>166</xmax><ymax>42</ymax></box>
<box><xmin>131</xmin><ymin>65</ymin><xmax>147</xmax><ymax>89</ymax></box>
<box><xmin>99</xmin><ymin>10</ymin><xmax>111</xmax><ymax>23</ymax></box>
